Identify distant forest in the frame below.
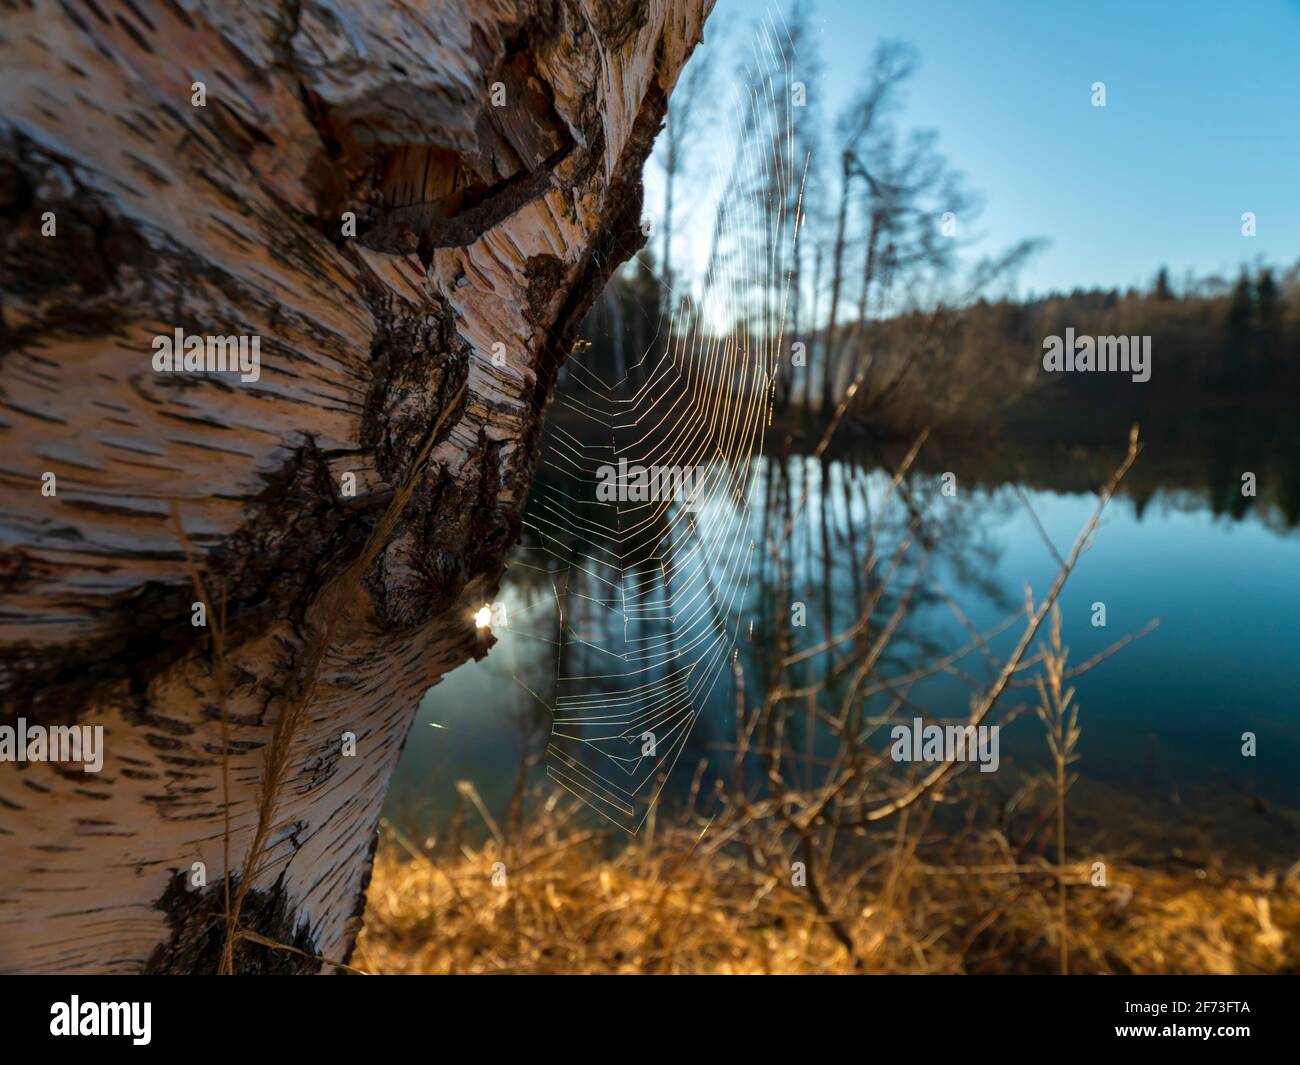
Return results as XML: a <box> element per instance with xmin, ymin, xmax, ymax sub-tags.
<box><xmin>576</xmin><ymin>255</ymin><xmax>1300</xmax><ymax>439</ymax></box>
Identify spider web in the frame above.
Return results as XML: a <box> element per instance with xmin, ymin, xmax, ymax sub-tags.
<box><xmin>507</xmin><ymin>10</ymin><xmax>805</xmax><ymax>832</ymax></box>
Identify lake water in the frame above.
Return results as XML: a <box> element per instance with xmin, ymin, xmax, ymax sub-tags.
<box><xmin>386</xmin><ymin>422</ymin><xmax>1300</xmax><ymax>866</ymax></box>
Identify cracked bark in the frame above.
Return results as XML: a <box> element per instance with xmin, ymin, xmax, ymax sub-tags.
<box><xmin>0</xmin><ymin>0</ymin><xmax>711</xmax><ymax>973</ymax></box>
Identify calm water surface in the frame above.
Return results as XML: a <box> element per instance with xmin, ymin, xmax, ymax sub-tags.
<box><xmin>388</xmin><ymin>429</ymin><xmax>1300</xmax><ymax>864</ymax></box>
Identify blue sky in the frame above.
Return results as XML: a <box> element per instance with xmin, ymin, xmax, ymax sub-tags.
<box><xmin>664</xmin><ymin>0</ymin><xmax>1300</xmax><ymax>297</ymax></box>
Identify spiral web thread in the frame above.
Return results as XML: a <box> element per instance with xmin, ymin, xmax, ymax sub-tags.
<box><xmin>509</xmin><ymin>10</ymin><xmax>806</xmax><ymax>832</ymax></box>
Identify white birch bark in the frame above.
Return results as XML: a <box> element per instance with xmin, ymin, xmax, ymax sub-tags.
<box><xmin>0</xmin><ymin>0</ymin><xmax>710</xmax><ymax>973</ymax></box>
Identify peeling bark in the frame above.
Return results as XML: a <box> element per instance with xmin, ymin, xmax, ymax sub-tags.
<box><xmin>0</xmin><ymin>0</ymin><xmax>711</xmax><ymax>973</ymax></box>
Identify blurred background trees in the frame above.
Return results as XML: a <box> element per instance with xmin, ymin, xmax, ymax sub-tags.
<box><xmin>572</xmin><ymin>7</ymin><xmax>1300</xmax><ymax>446</ymax></box>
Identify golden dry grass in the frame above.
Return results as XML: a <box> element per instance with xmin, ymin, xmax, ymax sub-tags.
<box><xmin>355</xmin><ymin>815</ymin><xmax>1300</xmax><ymax>976</ymax></box>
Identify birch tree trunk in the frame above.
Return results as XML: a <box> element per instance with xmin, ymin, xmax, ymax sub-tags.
<box><xmin>0</xmin><ymin>0</ymin><xmax>710</xmax><ymax>973</ymax></box>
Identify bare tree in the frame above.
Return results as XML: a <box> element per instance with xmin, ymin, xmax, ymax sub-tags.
<box><xmin>820</xmin><ymin>40</ymin><xmax>915</xmax><ymax>412</ymax></box>
<box><xmin>657</xmin><ymin>40</ymin><xmax>716</xmax><ymax>320</ymax></box>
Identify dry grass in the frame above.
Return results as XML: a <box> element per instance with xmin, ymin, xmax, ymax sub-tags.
<box><xmin>356</xmin><ymin>809</ymin><xmax>1300</xmax><ymax>976</ymax></box>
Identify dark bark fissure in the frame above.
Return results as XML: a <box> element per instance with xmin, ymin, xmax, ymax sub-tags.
<box><xmin>366</xmin><ymin>44</ymin><xmax>576</xmax><ymax>255</ymax></box>
<box><xmin>0</xmin><ymin>129</ymin><xmax>158</xmax><ymax>353</ymax></box>
<box><xmin>2</xmin><ymin>430</ymin><xmax>371</xmax><ymax>732</ymax></box>
<box><xmin>144</xmin><ymin>871</ymin><xmax>318</xmax><ymax>975</ymax></box>
<box><xmin>365</xmin><ymin>137</ymin><xmax>576</xmax><ymax>264</ymax></box>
